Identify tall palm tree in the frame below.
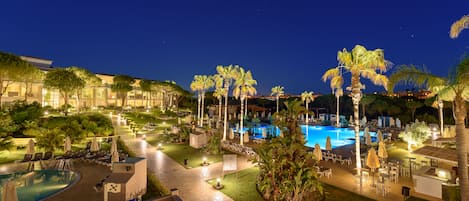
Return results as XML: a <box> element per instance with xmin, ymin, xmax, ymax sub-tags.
<box><xmin>233</xmin><ymin>67</ymin><xmax>257</xmax><ymax>145</ymax></box>
<box><xmin>323</xmin><ymin>45</ymin><xmax>389</xmax><ymax>171</ymax></box>
<box><xmin>199</xmin><ymin>75</ymin><xmax>214</xmax><ymax>127</ymax></box>
<box><xmin>450</xmin><ymin>15</ymin><xmax>469</xmax><ymax>39</ymax></box>
<box><xmin>333</xmin><ymin>88</ymin><xmax>343</xmax><ymax>127</ymax></box>
<box><xmin>388</xmin><ymin>61</ymin><xmax>469</xmax><ymax>199</ymax></box>
<box><xmin>190</xmin><ymin>76</ymin><xmax>203</xmax><ymax>126</ymax></box>
<box><xmin>300</xmin><ymin>91</ymin><xmax>314</xmax><ymax>124</ymax></box>
<box><xmin>271</xmin><ymin>86</ymin><xmax>284</xmax><ymax>113</ymax></box>
<box><xmin>213</xmin><ymin>74</ymin><xmax>224</xmax><ymax>128</ymax></box>
<box><xmin>217</xmin><ymin>65</ymin><xmax>239</xmax><ymax>141</ymax></box>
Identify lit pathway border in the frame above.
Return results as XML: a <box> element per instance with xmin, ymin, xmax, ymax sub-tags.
<box><xmin>112</xmin><ymin>115</ymin><xmax>254</xmax><ymax>201</ymax></box>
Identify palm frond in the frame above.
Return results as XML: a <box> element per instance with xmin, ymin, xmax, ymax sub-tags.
<box><xmin>450</xmin><ymin>14</ymin><xmax>469</xmax><ymax>39</ymax></box>
<box><xmin>321</xmin><ymin>68</ymin><xmax>339</xmax><ymax>82</ymax></box>
<box><xmin>388</xmin><ymin>65</ymin><xmax>447</xmax><ymax>93</ymax></box>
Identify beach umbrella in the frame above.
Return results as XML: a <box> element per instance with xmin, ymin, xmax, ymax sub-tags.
<box><xmin>364</xmin><ymin>128</ymin><xmax>371</xmax><ymax>145</ymax></box>
<box><xmin>243</xmin><ymin>132</ymin><xmax>250</xmax><ymax>143</ymax></box>
<box><xmin>110</xmin><ymin>137</ymin><xmax>117</xmax><ymax>154</ymax></box>
<box><xmin>2</xmin><ymin>180</ymin><xmax>18</xmax><ymax>201</ymax></box>
<box><xmin>361</xmin><ymin>116</ymin><xmax>367</xmax><ymax>126</ymax></box>
<box><xmin>349</xmin><ymin>115</ymin><xmax>353</xmax><ymax>125</ymax></box>
<box><xmin>366</xmin><ymin>148</ymin><xmax>380</xmax><ymax>170</ymax></box>
<box><xmin>90</xmin><ymin>136</ymin><xmax>99</xmax><ymax>152</ymax></box>
<box><xmin>366</xmin><ymin>148</ymin><xmax>380</xmax><ymax>186</ymax></box>
<box><xmin>377</xmin><ymin>130</ymin><xmax>383</xmax><ymax>142</ymax></box>
<box><xmin>64</xmin><ymin>136</ymin><xmax>72</xmax><ymax>152</ymax></box>
<box><xmin>26</xmin><ymin>139</ymin><xmax>35</xmax><ymax>155</ymax></box>
<box><xmin>262</xmin><ymin>128</ymin><xmax>267</xmax><ymax>138</ymax></box>
<box><xmin>377</xmin><ymin>141</ymin><xmax>388</xmax><ymax>160</ymax></box>
<box><xmin>325</xmin><ymin>136</ymin><xmax>332</xmax><ymax>151</ymax></box>
<box><xmin>313</xmin><ymin>144</ymin><xmax>322</xmax><ymax>161</ymax></box>
<box><xmin>229</xmin><ymin>128</ymin><xmax>234</xmax><ymax>140</ymax></box>
<box><xmin>111</xmin><ymin>150</ymin><xmax>119</xmax><ymax>163</ymax></box>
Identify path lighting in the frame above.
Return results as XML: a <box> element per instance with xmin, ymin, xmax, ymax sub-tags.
<box><xmin>213</xmin><ymin>177</ymin><xmax>224</xmax><ymax>190</ymax></box>
<box><xmin>216</xmin><ymin>178</ymin><xmax>221</xmax><ymax>187</ymax></box>
<box><xmin>44</xmin><ymin>111</ymin><xmax>49</xmax><ymax>115</ymax></box>
<box><xmin>143</xmin><ymin>134</ymin><xmax>146</xmax><ymax>139</ymax></box>
<box><xmin>157</xmin><ymin>143</ymin><xmax>163</xmax><ymax>150</ymax></box>
<box><xmin>202</xmin><ymin>157</ymin><xmax>209</xmax><ymax>166</ymax></box>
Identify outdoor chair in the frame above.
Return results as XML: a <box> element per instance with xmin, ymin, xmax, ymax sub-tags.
<box><xmin>32</xmin><ymin>153</ymin><xmax>43</xmax><ymax>161</ymax></box>
<box><xmin>20</xmin><ymin>154</ymin><xmax>33</xmax><ymax>162</ymax></box>
<box><xmin>325</xmin><ymin>168</ymin><xmax>332</xmax><ymax>179</ymax></box>
<box><xmin>43</xmin><ymin>151</ymin><xmax>53</xmax><ymax>160</ymax></box>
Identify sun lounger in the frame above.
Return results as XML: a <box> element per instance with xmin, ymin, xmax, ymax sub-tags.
<box><xmin>20</xmin><ymin>154</ymin><xmax>33</xmax><ymax>162</ymax></box>
<box><xmin>43</xmin><ymin>151</ymin><xmax>53</xmax><ymax>160</ymax></box>
<box><xmin>31</xmin><ymin>153</ymin><xmax>43</xmax><ymax>161</ymax></box>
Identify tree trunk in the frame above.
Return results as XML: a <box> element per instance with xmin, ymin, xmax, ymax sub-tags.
<box><xmin>276</xmin><ymin>96</ymin><xmax>279</xmax><ymax>113</ymax></box>
<box><xmin>75</xmin><ymin>91</ymin><xmax>80</xmax><ymax>113</ymax></box>
<box><xmin>453</xmin><ymin>96</ymin><xmax>468</xmax><ymax>200</ymax></box>
<box><xmin>218</xmin><ymin>98</ymin><xmax>222</xmax><ymax>129</ymax></box>
<box><xmin>336</xmin><ymin>96</ymin><xmax>340</xmax><ymax>127</ymax></box>
<box><xmin>240</xmin><ymin>95</ymin><xmax>244</xmax><ymax>145</ymax></box>
<box><xmin>305</xmin><ymin>101</ymin><xmax>309</xmax><ymax>124</ymax></box>
<box><xmin>222</xmin><ymin>85</ymin><xmax>229</xmax><ymax>141</ymax></box>
<box><xmin>351</xmin><ymin>74</ymin><xmax>362</xmax><ymax>171</ymax></box>
<box><xmin>245</xmin><ymin>97</ymin><xmax>248</xmax><ymax>118</ymax></box>
<box><xmin>438</xmin><ymin>99</ymin><xmax>444</xmax><ymax>136</ymax></box>
<box><xmin>197</xmin><ymin>93</ymin><xmax>201</xmax><ymax>127</ymax></box>
<box><xmin>201</xmin><ymin>91</ymin><xmax>205</xmax><ymax>127</ymax></box>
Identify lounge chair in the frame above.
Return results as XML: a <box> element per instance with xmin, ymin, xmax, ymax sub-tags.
<box><xmin>43</xmin><ymin>151</ymin><xmax>53</xmax><ymax>160</ymax></box>
<box><xmin>20</xmin><ymin>154</ymin><xmax>33</xmax><ymax>162</ymax></box>
<box><xmin>31</xmin><ymin>153</ymin><xmax>43</xmax><ymax>161</ymax></box>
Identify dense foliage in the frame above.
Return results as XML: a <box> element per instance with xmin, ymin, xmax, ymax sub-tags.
<box><xmin>255</xmin><ymin>100</ymin><xmax>322</xmax><ymax>201</ymax></box>
<box><xmin>399</xmin><ymin>120</ymin><xmax>431</xmax><ymax>151</ymax></box>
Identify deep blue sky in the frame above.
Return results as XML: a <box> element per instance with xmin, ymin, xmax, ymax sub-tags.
<box><xmin>1</xmin><ymin>0</ymin><xmax>468</xmax><ymax>95</ymax></box>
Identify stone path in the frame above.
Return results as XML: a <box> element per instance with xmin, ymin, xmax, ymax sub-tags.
<box><xmin>113</xmin><ymin>116</ymin><xmax>255</xmax><ymax>201</ymax></box>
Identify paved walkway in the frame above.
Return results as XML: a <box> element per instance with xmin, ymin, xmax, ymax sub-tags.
<box><xmin>113</xmin><ymin>116</ymin><xmax>254</xmax><ymax>201</ymax></box>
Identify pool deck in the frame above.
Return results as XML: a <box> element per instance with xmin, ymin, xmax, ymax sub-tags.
<box><xmin>45</xmin><ymin>160</ymin><xmax>111</xmax><ymax>201</ymax></box>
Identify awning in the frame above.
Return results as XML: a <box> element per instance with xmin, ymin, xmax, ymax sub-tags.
<box><xmin>413</xmin><ymin>146</ymin><xmax>469</xmax><ymax>166</ymax></box>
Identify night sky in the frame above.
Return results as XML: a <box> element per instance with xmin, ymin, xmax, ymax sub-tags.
<box><xmin>1</xmin><ymin>0</ymin><xmax>469</xmax><ymax>95</ymax></box>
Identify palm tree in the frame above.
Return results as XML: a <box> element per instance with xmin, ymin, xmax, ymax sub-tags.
<box><xmin>190</xmin><ymin>76</ymin><xmax>203</xmax><ymax>126</ymax></box>
<box><xmin>388</xmin><ymin>61</ymin><xmax>469</xmax><ymax>199</ymax></box>
<box><xmin>322</xmin><ymin>69</ymin><xmax>344</xmax><ymax>127</ymax></box>
<box><xmin>233</xmin><ymin>67</ymin><xmax>257</xmax><ymax>145</ymax></box>
<box><xmin>140</xmin><ymin>79</ymin><xmax>153</xmax><ymax>108</ymax></box>
<box><xmin>301</xmin><ymin>91</ymin><xmax>314</xmax><ymax>125</ymax></box>
<box><xmin>323</xmin><ymin>45</ymin><xmax>389</xmax><ymax>171</ymax></box>
<box><xmin>360</xmin><ymin>95</ymin><xmax>376</xmax><ymax>118</ymax></box>
<box><xmin>212</xmin><ymin>74</ymin><xmax>224</xmax><ymax>128</ymax></box>
<box><xmin>199</xmin><ymin>75</ymin><xmax>214</xmax><ymax>127</ymax></box>
<box><xmin>405</xmin><ymin>100</ymin><xmax>424</xmax><ymax>121</ymax></box>
<box><xmin>450</xmin><ymin>15</ymin><xmax>469</xmax><ymax>39</ymax></box>
<box><xmin>216</xmin><ymin>65</ymin><xmax>239</xmax><ymax>141</ymax></box>
<box><xmin>271</xmin><ymin>86</ymin><xmax>284</xmax><ymax>113</ymax></box>
<box><xmin>110</xmin><ymin>75</ymin><xmax>135</xmax><ymax>108</ymax></box>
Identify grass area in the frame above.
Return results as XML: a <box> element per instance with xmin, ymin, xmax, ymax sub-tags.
<box><xmin>0</xmin><ymin>143</ymin><xmax>87</xmax><ymax>165</ymax></box>
<box><xmin>208</xmin><ymin>167</ymin><xmax>380</xmax><ymax>201</ymax></box>
<box><xmin>146</xmin><ymin>139</ymin><xmax>226</xmax><ymax>168</ymax></box>
<box><xmin>207</xmin><ymin>167</ymin><xmax>263</xmax><ymax>201</ymax></box>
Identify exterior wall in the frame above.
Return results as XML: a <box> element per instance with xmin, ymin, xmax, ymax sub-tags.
<box><xmin>0</xmin><ymin>73</ymin><xmax>164</xmax><ymax>109</ymax></box>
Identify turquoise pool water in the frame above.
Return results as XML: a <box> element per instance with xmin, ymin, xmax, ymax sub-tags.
<box><xmin>246</xmin><ymin>125</ymin><xmax>376</xmax><ymax>149</ymax></box>
<box><xmin>0</xmin><ymin>169</ymin><xmax>78</xmax><ymax>201</ymax></box>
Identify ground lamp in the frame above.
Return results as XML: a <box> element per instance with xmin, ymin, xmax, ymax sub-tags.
<box><xmin>213</xmin><ymin>177</ymin><xmax>224</xmax><ymax>190</ymax></box>
<box><xmin>157</xmin><ymin>143</ymin><xmax>163</xmax><ymax>150</ymax></box>
<box><xmin>202</xmin><ymin>157</ymin><xmax>209</xmax><ymax>166</ymax></box>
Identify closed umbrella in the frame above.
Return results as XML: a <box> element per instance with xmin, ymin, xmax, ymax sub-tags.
<box><xmin>364</xmin><ymin>128</ymin><xmax>371</xmax><ymax>145</ymax></box>
<box><xmin>313</xmin><ymin>144</ymin><xmax>322</xmax><ymax>161</ymax></box>
<box><xmin>26</xmin><ymin>139</ymin><xmax>35</xmax><ymax>155</ymax></box>
<box><xmin>90</xmin><ymin>136</ymin><xmax>99</xmax><ymax>152</ymax></box>
<box><xmin>377</xmin><ymin>130</ymin><xmax>383</xmax><ymax>142</ymax></box>
<box><xmin>349</xmin><ymin>115</ymin><xmax>353</xmax><ymax>126</ymax></box>
<box><xmin>262</xmin><ymin>128</ymin><xmax>267</xmax><ymax>138</ymax></box>
<box><xmin>378</xmin><ymin>141</ymin><xmax>388</xmax><ymax>160</ymax></box>
<box><xmin>2</xmin><ymin>180</ymin><xmax>18</xmax><ymax>201</ymax></box>
<box><xmin>111</xmin><ymin>150</ymin><xmax>119</xmax><ymax>163</ymax></box>
<box><xmin>110</xmin><ymin>137</ymin><xmax>117</xmax><ymax>154</ymax></box>
<box><xmin>325</xmin><ymin>136</ymin><xmax>332</xmax><ymax>151</ymax></box>
<box><xmin>366</xmin><ymin>148</ymin><xmax>380</xmax><ymax>186</ymax></box>
<box><xmin>64</xmin><ymin>136</ymin><xmax>72</xmax><ymax>152</ymax></box>
<box><xmin>229</xmin><ymin>128</ymin><xmax>234</xmax><ymax>140</ymax></box>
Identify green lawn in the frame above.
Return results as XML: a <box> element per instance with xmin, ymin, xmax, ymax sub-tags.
<box><xmin>208</xmin><ymin>167</ymin><xmax>376</xmax><ymax>201</ymax></box>
<box><xmin>146</xmin><ymin>140</ymin><xmax>226</xmax><ymax>168</ymax></box>
<box><xmin>0</xmin><ymin>142</ymin><xmax>86</xmax><ymax>165</ymax></box>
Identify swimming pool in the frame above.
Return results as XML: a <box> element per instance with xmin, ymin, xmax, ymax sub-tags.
<box><xmin>247</xmin><ymin>125</ymin><xmax>376</xmax><ymax>149</ymax></box>
<box><xmin>0</xmin><ymin>169</ymin><xmax>78</xmax><ymax>201</ymax></box>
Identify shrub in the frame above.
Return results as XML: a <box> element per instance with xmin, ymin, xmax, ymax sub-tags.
<box><xmin>399</xmin><ymin>120</ymin><xmax>431</xmax><ymax>151</ymax></box>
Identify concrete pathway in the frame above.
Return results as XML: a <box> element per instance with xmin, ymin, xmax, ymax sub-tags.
<box><xmin>113</xmin><ymin>116</ymin><xmax>255</xmax><ymax>201</ymax></box>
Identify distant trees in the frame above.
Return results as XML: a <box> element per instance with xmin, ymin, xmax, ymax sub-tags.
<box><xmin>111</xmin><ymin>75</ymin><xmax>135</xmax><ymax>108</ymax></box>
<box><xmin>217</xmin><ymin>65</ymin><xmax>239</xmax><ymax>141</ymax></box>
<box><xmin>233</xmin><ymin>67</ymin><xmax>257</xmax><ymax>145</ymax></box>
<box><xmin>43</xmin><ymin>68</ymin><xmax>85</xmax><ymax>115</ymax></box>
<box><xmin>68</xmin><ymin>66</ymin><xmax>102</xmax><ymax>112</ymax></box>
